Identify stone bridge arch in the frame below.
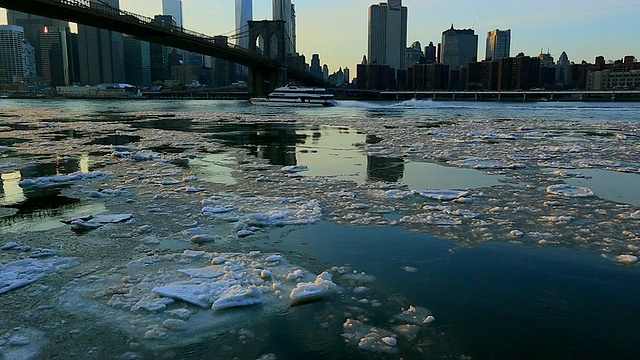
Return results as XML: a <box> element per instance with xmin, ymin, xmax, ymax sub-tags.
<box><xmin>248</xmin><ymin>20</ymin><xmax>288</xmax><ymax>96</ymax></box>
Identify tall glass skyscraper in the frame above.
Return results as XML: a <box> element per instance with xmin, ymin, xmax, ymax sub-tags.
<box><xmin>235</xmin><ymin>0</ymin><xmax>252</xmax><ymax>48</ymax></box>
<box><xmin>162</xmin><ymin>0</ymin><xmax>183</xmax><ymax>28</ymax></box>
<box><xmin>485</xmin><ymin>29</ymin><xmax>511</xmax><ymax>61</ymax></box>
<box><xmin>367</xmin><ymin>1</ymin><xmax>408</xmax><ymax>71</ymax></box>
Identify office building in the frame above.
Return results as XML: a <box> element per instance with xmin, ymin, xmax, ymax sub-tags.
<box><xmin>77</xmin><ymin>0</ymin><xmax>125</xmax><ymax>85</ymax></box>
<box><xmin>556</xmin><ymin>51</ymin><xmax>570</xmax><ymax>87</ymax></box>
<box><xmin>310</xmin><ymin>54</ymin><xmax>323</xmax><ymax>78</ymax></box>
<box><xmin>485</xmin><ymin>29</ymin><xmax>510</xmax><ymax>61</ymax></box>
<box><xmin>0</xmin><ymin>25</ymin><xmax>25</xmax><ymax>84</ymax></box>
<box><xmin>273</xmin><ymin>0</ymin><xmax>296</xmax><ymax>55</ymax></box>
<box><xmin>7</xmin><ymin>10</ymin><xmax>69</xmax><ymax>77</ymax></box>
<box><xmin>162</xmin><ymin>0</ymin><xmax>183</xmax><ymax>28</ymax></box>
<box><xmin>235</xmin><ymin>0</ymin><xmax>252</xmax><ymax>48</ymax></box>
<box><xmin>38</xmin><ymin>26</ymin><xmax>71</xmax><ymax>86</ymax></box>
<box><xmin>368</xmin><ymin>1</ymin><xmax>408</xmax><ymax>72</ymax></box>
<box><xmin>123</xmin><ymin>35</ymin><xmax>151</xmax><ymax>87</ymax></box>
<box><xmin>406</xmin><ymin>41</ymin><xmax>424</xmax><ymax>66</ymax></box>
<box><xmin>441</xmin><ymin>25</ymin><xmax>478</xmax><ymax>70</ymax></box>
<box><xmin>424</xmin><ymin>41</ymin><xmax>436</xmax><ymax>63</ymax></box>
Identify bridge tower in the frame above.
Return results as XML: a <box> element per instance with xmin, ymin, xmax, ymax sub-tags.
<box><xmin>248</xmin><ymin>20</ymin><xmax>288</xmax><ymax>96</ymax></box>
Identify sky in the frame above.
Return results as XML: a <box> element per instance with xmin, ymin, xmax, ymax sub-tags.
<box><xmin>2</xmin><ymin>0</ymin><xmax>639</xmax><ymax>75</ymax></box>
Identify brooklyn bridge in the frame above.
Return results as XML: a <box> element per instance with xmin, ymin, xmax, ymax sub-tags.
<box><xmin>0</xmin><ymin>0</ymin><xmax>324</xmax><ymax>95</ymax></box>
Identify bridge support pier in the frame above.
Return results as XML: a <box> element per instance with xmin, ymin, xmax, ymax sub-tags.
<box><xmin>248</xmin><ymin>20</ymin><xmax>288</xmax><ymax>97</ymax></box>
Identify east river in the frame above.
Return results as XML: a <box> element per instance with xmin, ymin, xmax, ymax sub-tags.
<box><xmin>1</xmin><ymin>99</ymin><xmax>639</xmax><ymax>359</ymax></box>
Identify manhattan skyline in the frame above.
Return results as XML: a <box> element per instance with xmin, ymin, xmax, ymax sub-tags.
<box><xmin>1</xmin><ymin>0</ymin><xmax>638</xmax><ymax>73</ymax></box>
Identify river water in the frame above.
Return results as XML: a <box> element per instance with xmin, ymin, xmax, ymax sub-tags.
<box><xmin>0</xmin><ymin>99</ymin><xmax>639</xmax><ymax>359</ymax></box>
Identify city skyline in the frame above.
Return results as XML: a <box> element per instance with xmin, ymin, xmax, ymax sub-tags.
<box><xmin>1</xmin><ymin>0</ymin><xmax>638</xmax><ymax>74</ymax></box>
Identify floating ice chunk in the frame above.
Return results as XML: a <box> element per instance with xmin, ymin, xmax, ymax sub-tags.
<box><xmin>540</xmin><ymin>215</ymin><xmax>574</xmax><ymax>223</ymax></box>
<box><xmin>443</xmin><ymin>209</ymin><xmax>479</xmax><ymax>218</ymax></box>
<box><xmin>286</xmin><ymin>269</ymin><xmax>304</xmax><ymax>281</ymax></box>
<box><xmin>0</xmin><ymin>257</ymin><xmax>77</xmax><ymax>295</ymax></box>
<box><xmin>92</xmin><ymin>214</ymin><xmax>133</xmax><ymax>223</ymax></box>
<box><xmin>399</xmin><ymin>213</ymin><xmax>462</xmax><ymax>225</ymax></box>
<box><xmin>237</xmin><ymin>229</ymin><xmax>254</xmax><ymax>237</ymax></box>
<box><xmin>342</xmin><ymin>319</ymin><xmax>398</xmax><ymax>354</ymax></box>
<box><xmin>616</xmin><ymin>255</ymin><xmax>638</xmax><ymax>264</ymax></box>
<box><xmin>190</xmin><ymin>234</ymin><xmax>218</xmax><ymax>244</ymax></box>
<box><xmin>413</xmin><ymin>189</ymin><xmax>470</xmax><ymax>201</ymax></box>
<box><xmin>449</xmin><ymin>158</ymin><xmax>526</xmax><ymax>169</ymax></box>
<box><xmin>546</xmin><ymin>184</ymin><xmax>594</xmax><ymax>198</ymax></box>
<box><xmin>630</xmin><ymin>211</ymin><xmax>640</xmax><ymax>220</ymax></box>
<box><xmin>381</xmin><ymin>337</ymin><xmax>397</xmax><ymax>346</ymax></box>
<box><xmin>265</xmin><ymin>255</ymin><xmax>283</xmax><ymax>263</ymax></box>
<box><xmin>394</xmin><ymin>305</ymin><xmax>434</xmax><ymax>325</ymax></box>
<box><xmin>211</xmin><ymin>257</ymin><xmax>227</xmax><ymax>265</ymax></box>
<box><xmin>509</xmin><ymin>230</ymin><xmax>525</xmax><ymax>238</ymax></box>
<box><xmin>2</xmin><ymin>242</ymin><xmax>19</xmax><ymax>250</ymax></box>
<box><xmin>201</xmin><ymin>206</ymin><xmax>235</xmax><ymax>214</ymax></box>
<box><xmin>18</xmin><ymin>171</ymin><xmax>108</xmax><ymax>190</ymax></box>
<box><xmin>211</xmin><ymin>285</ymin><xmax>263</xmax><ymax>310</ymax></box>
<box><xmin>152</xmin><ymin>284</ymin><xmax>213</xmax><ymax>308</ymax></box>
<box><xmin>280</xmin><ymin>165</ymin><xmax>309</xmax><ymax>173</ymax></box>
<box><xmin>289</xmin><ymin>271</ymin><xmax>338</xmax><ymax>305</ymax></box>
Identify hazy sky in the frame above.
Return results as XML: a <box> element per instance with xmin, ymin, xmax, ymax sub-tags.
<box><xmin>2</xmin><ymin>0</ymin><xmax>639</xmax><ymax>74</ymax></box>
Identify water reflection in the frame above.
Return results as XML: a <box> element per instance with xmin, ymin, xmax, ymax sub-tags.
<box><xmin>567</xmin><ymin>169</ymin><xmax>640</xmax><ymax>206</ymax></box>
<box><xmin>1</xmin><ymin>171</ymin><xmax>26</xmax><ymax>205</ymax></box>
<box><xmin>367</xmin><ymin>156</ymin><xmax>405</xmax><ymax>182</ymax></box>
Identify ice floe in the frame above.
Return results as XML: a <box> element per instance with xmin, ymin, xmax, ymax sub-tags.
<box><xmin>414</xmin><ymin>189</ymin><xmax>470</xmax><ymax>201</ymax></box>
<box><xmin>18</xmin><ymin>171</ymin><xmax>109</xmax><ymax>190</ymax></box>
<box><xmin>546</xmin><ymin>184</ymin><xmax>595</xmax><ymax>198</ymax></box>
<box><xmin>58</xmin><ymin>251</ymin><xmax>340</xmax><ymax>349</ymax></box>
<box><xmin>0</xmin><ymin>256</ymin><xmax>78</xmax><ymax>295</ymax></box>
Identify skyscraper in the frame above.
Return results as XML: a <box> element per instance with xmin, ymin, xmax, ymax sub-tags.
<box><xmin>367</xmin><ymin>1</ymin><xmax>408</xmax><ymax>72</ymax></box>
<box><xmin>123</xmin><ymin>35</ymin><xmax>151</xmax><ymax>87</ymax></box>
<box><xmin>310</xmin><ymin>54</ymin><xmax>322</xmax><ymax>78</ymax></box>
<box><xmin>39</xmin><ymin>26</ymin><xmax>71</xmax><ymax>86</ymax></box>
<box><xmin>162</xmin><ymin>0</ymin><xmax>183</xmax><ymax>28</ymax></box>
<box><xmin>77</xmin><ymin>0</ymin><xmax>125</xmax><ymax>84</ymax></box>
<box><xmin>424</xmin><ymin>41</ymin><xmax>437</xmax><ymax>63</ymax></box>
<box><xmin>440</xmin><ymin>24</ymin><xmax>478</xmax><ymax>70</ymax></box>
<box><xmin>485</xmin><ymin>29</ymin><xmax>510</xmax><ymax>61</ymax></box>
<box><xmin>0</xmin><ymin>25</ymin><xmax>25</xmax><ymax>84</ymax></box>
<box><xmin>7</xmin><ymin>10</ymin><xmax>69</xmax><ymax>77</ymax></box>
<box><xmin>235</xmin><ymin>0</ymin><xmax>252</xmax><ymax>48</ymax></box>
<box><xmin>273</xmin><ymin>0</ymin><xmax>296</xmax><ymax>55</ymax></box>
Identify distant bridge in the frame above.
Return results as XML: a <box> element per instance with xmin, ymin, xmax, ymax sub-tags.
<box><xmin>0</xmin><ymin>0</ymin><xmax>324</xmax><ymax>95</ymax></box>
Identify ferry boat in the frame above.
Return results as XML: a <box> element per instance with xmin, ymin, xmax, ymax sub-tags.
<box><xmin>250</xmin><ymin>84</ymin><xmax>337</xmax><ymax>107</ymax></box>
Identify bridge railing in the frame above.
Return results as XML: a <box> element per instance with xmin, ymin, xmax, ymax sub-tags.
<box><xmin>46</xmin><ymin>0</ymin><xmax>256</xmax><ymax>55</ymax></box>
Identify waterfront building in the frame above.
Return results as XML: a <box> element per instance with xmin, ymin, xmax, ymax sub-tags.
<box><xmin>235</xmin><ymin>0</ymin><xmax>252</xmax><ymax>48</ymax></box>
<box><xmin>538</xmin><ymin>52</ymin><xmax>556</xmax><ymax>88</ymax></box>
<box><xmin>357</xmin><ymin>56</ymin><xmax>394</xmax><ymax>90</ymax></box>
<box><xmin>344</xmin><ymin>67</ymin><xmax>351</xmax><ymax>85</ymax></box>
<box><xmin>367</xmin><ymin>1</ymin><xmax>408</xmax><ymax>73</ymax></box>
<box><xmin>497</xmin><ymin>53</ymin><xmax>540</xmax><ymax>90</ymax></box>
<box><xmin>7</xmin><ymin>10</ymin><xmax>69</xmax><ymax>77</ymax></box>
<box><xmin>273</xmin><ymin>0</ymin><xmax>296</xmax><ymax>55</ymax></box>
<box><xmin>323</xmin><ymin>64</ymin><xmax>329</xmax><ymax>81</ymax></box>
<box><xmin>0</xmin><ymin>25</ymin><xmax>25</xmax><ymax>84</ymax></box>
<box><xmin>441</xmin><ymin>24</ymin><xmax>478</xmax><ymax>70</ymax></box>
<box><xmin>38</xmin><ymin>26</ymin><xmax>71</xmax><ymax>86</ymax></box>
<box><xmin>424</xmin><ymin>41</ymin><xmax>437</xmax><ymax>63</ymax></box>
<box><xmin>485</xmin><ymin>29</ymin><xmax>510</xmax><ymax>61</ymax></box>
<box><xmin>162</xmin><ymin>0</ymin><xmax>183</xmax><ymax>28</ymax></box>
<box><xmin>123</xmin><ymin>35</ymin><xmax>151</xmax><ymax>87</ymax></box>
<box><xmin>149</xmin><ymin>15</ymin><xmax>176</xmax><ymax>82</ymax></box>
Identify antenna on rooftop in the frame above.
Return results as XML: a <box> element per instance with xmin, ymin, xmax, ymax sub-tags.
<box><xmin>471</xmin><ymin>22</ymin><xmax>476</xmax><ymax>30</ymax></box>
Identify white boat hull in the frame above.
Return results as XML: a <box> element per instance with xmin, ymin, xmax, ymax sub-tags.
<box><xmin>250</xmin><ymin>98</ymin><xmax>336</xmax><ymax>107</ymax></box>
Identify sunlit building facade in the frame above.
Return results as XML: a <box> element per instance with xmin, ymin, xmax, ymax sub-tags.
<box><xmin>485</xmin><ymin>29</ymin><xmax>510</xmax><ymax>61</ymax></box>
<box><xmin>368</xmin><ymin>1</ymin><xmax>408</xmax><ymax>72</ymax></box>
<box><xmin>162</xmin><ymin>0</ymin><xmax>183</xmax><ymax>28</ymax></box>
<box><xmin>273</xmin><ymin>0</ymin><xmax>296</xmax><ymax>55</ymax></box>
